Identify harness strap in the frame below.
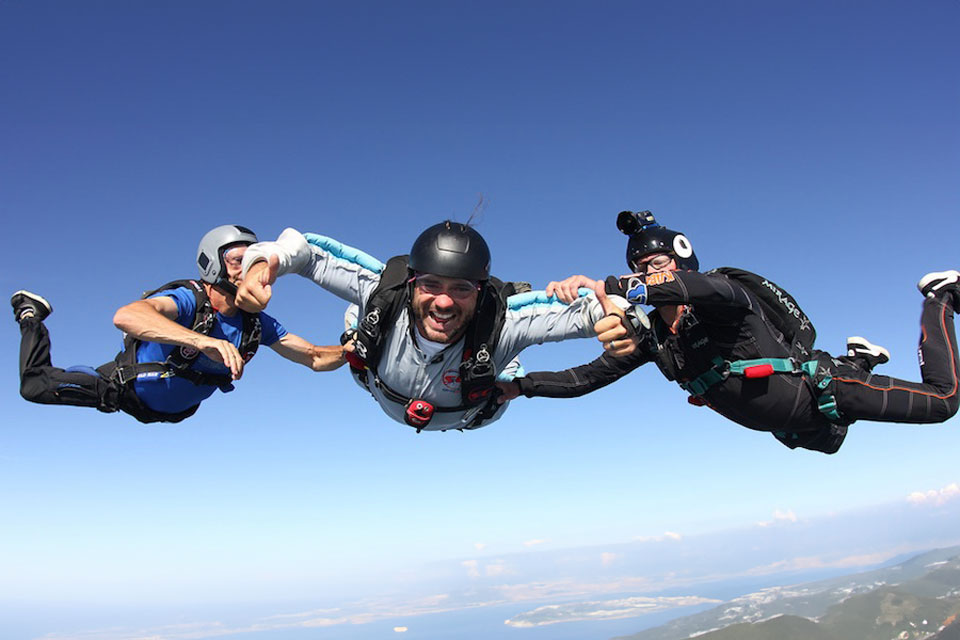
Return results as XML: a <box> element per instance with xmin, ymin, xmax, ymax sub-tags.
<box><xmin>116</xmin><ymin>279</ymin><xmax>256</xmax><ymax>393</ymax></box>
<box><xmin>369</xmin><ymin>371</ymin><xmax>499</xmax><ymax>429</ymax></box>
<box><xmin>112</xmin><ymin>362</ymin><xmax>234</xmax><ymax>391</ymax></box>
<box><xmin>727</xmin><ymin>357</ymin><xmax>797</xmax><ymax>377</ymax></box>
<box><xmin>681</xmin><ymin>356</ymin><xmax>728</xmax><ymax>396</ymax></box>
<box><xmin>369</xmin><ymin>373</ymin><xmax>465</xmax><ymax>413</ymax></box>
<box><xmin>800</xmin><ymin>359</ymin><xmax>841</xmax><ymax>422</ymax></box>
<box><xmin>682</xmin><ymin>356</ymin><xmax>841</xmax><ymax>423</ymax></box>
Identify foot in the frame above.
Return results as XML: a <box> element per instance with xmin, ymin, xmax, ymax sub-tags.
<box><xmin>10</xmin><ymin>290</ymin><xmax>52</xmax><ymax>323</ymax></box>
<box><xmin>845</xmin><ymin>336</ymin><xmax>890</xmax><ymax>372</ymax></box>
<box><xmin>918</xmin><ymin>270</ymin><xmax>960</xmax><ymax>310</ymax></box>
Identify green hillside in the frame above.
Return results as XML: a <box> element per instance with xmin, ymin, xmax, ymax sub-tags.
<box><xmin>679</xmin><ymin>615</ymin><xmax>838</xmax><ymax>640</ymax></box>
<box><xmin>615</xmin><ymin>548</ymin><xmax>960</xmax><ymax>640</ymax></box>
<box><xmin>645</xmin><ymin>585</ymin><xmax>960</xmax><ymax>640</ymax></box>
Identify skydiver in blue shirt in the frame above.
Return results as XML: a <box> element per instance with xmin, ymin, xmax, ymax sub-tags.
<box><xmin>12</xmin><ymin>225</ymin><xmax>346</xmax><ymax>423</ymax></box>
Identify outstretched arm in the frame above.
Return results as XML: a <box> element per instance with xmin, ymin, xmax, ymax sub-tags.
<box><xmin>499</xmin><ymin>349</ymin><xmax>647</xmax><ymax>400</ymax></box>
<box><xmin>495</xmin><ymin>276</ymin><xmax>644</xmax><ymax>372</ymax></box>
<box><xmin>113</xmin><ymin>297</ymin><xmax>246</xmax><ymax>379</ymax></box>
<box><xmin>238</xmin><ymin>228</ymin><xmax>383</xmax><ymax>313</ymax></box>
<box><xmin>270</xmin><ymin>333</ymin><xmax>347</xmax><ymax>371</ymax></box>
<box><xmin>615</xmin><ymin>270</ymin><xmax>754</xmax><ymax>308</ymax></box>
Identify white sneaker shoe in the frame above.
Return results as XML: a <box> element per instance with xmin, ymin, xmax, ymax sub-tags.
<box><xmin>10</xmin><ymin>290</ymin><xmax>52</xmax><ymax>323</ymax></box>
<box><xmin>918</xmin><ymin>270</ymin><xmax>960</xmax><ymax>297</ymax></box>
<box><xmin>846</xmin><ymin>336</ymin><xmax>890</xmax><ymax>371</ymax></box>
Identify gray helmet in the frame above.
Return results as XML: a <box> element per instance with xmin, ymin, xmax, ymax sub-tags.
<box><xmin>196</xmin><ymin>224</ymin><xmax>258</xmax><ymax>294</ymax></box>
<box><xmin>409</xmin><ymin>221</ymin><xmax>491</xmax><ymax>281</ymax></box>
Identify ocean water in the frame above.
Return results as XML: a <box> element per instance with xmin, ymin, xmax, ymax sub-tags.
<box><xmin>3</xmin><ymin>600</ymin><xmax>713</xmax><ymax>640</ymax></box>
<box><xmin>2</xmin><ymin>567</ymin><xmax>863</xmax><ymax>640</ymax></box>
<box><xmin>175</xmin><ymin>602</ymin><xmax>717</xmax><ymax>640</ymax></box>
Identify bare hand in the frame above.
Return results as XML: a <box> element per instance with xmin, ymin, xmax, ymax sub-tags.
<box><xmin>546</xmin><ymin>275</ymin><xmax>599</xmax><ymax>304</ymax></box>
<box><xmin>593</xmin><ymin>281</ymin><xmax>637</xmax><ymax>357</ymax></box>
<box><xmin>495</xmin><ymin>380</ymin><xmax>521</xmax><ymax>404</ymax></box>
<box><xmin>200</xmin><ymin>337</ymin><xmax>245</xmax><ymax>380</ymax></box>
<box><xmin>236</xmin><ymin>257</ymin><xmax>277</xmax><ymax>312</ymax></box>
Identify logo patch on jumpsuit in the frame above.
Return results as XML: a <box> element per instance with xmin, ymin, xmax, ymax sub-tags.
<box><xmin>646</xmin><ymin>272</ymin><xmax>675</xmax><ymax>286</ymax></box>
<box><xmin>442</xmin><ymin>369</ymin><xmax>461</xmax><ymax>391</ymax></box>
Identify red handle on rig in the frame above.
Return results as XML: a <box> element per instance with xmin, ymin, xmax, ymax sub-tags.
<box><xmin>743</xmin><ymin>363</ymin><xmax>775</xmax><ymax>379</ymax></box>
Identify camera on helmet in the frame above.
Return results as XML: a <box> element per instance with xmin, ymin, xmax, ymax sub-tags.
<box><xmin>616</xmin><ymin>210</ymin><xmax>658</xmax><ymax>236</ymax></box>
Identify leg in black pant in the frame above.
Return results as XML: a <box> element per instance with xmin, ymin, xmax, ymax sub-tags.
<box><xmin>18</xmin><ymin>318</ymin><xmax>118</xmax><ymax>412</ymax></box>
<box><xmin>833</xmin><ymin>290</ymin><xmax>960</xmax><ymax>424</ymax></box>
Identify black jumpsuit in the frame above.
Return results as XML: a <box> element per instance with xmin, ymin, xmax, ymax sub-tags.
<box><xmin>516</xmin><ymin>270</ymin><xmax>959</xmax><ymax>454</ymax></box>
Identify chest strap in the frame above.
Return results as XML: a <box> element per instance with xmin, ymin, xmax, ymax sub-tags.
<box><xmin>369</xmin><ymin>371</ymin><xmax>500</xmax><ymax>431</ymax></box>
<box><xmin>112</xmin><ymin>361</ymin><xmax>234</xmax><ymax>391</ymax></box>
<box><xmin>681</xmin><ymin>356</ymin><xmax>840</xmax><ymax>423</ymax></box>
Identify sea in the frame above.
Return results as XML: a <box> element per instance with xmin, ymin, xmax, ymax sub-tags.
<box><xmin>3</xmin><ymin>567</ymin><xmax>865</xmax><ymax>640</ymax></box>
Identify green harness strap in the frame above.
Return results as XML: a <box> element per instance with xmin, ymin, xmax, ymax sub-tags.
<box><xmin>682</xmin><ymin>356</ymin><xmax>842</xmax><ymax>423</ymax></box>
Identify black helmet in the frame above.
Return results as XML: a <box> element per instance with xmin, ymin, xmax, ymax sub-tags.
<box><xmin>409</xmin><ymin>221</ymin><xmax>491</xmax><ymax>281</ymax></box>
<box><xmin>197</xmin><ymin>224</ymin><xmax>258</xmax><ymax>295</ymax></box>
<box><xmin>617</xmin><ymin>210</ymin><xmax>698</xmax><ymax>272</ymax></box>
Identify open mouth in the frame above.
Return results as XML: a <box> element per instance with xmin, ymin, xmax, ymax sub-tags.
<box><xmin>427</xmin><ymin>310</ymin><xmax>457</xmax><ymax>331</ymax></box>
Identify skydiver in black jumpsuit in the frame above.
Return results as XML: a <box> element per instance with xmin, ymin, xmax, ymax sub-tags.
<box><xmin>499</xmin><ymin>211</ymin><xmax>960</xmax><ymax>454</ymax></box>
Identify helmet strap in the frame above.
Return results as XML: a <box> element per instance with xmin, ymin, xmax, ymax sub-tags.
<box><xmin>213</xmin><ymin>279</ymin><xmax>238</xmax><ymax>298</ymax></box>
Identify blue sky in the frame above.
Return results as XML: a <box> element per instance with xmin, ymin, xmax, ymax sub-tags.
<box><xmin>1</xmin><ymin>1</ymin><xmax>959</xmax><ymax>637</ymax></box>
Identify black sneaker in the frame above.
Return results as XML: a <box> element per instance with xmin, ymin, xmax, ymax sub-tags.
<box><xmin>918</xmin><ymin>270</ymin><xmax>960</xmax><ymax>310</ymax></box>
<box><xmin>10</xmin><ymin>290</ymin><xmax>53</xmax><ymax>323</ymax></box>
<box><xmin>844</xmin><ymin>336</ymin><xmax>890</xmax><ymax>372</ymax></box>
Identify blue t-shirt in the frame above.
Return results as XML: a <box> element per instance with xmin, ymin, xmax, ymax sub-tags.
<box><xmin>132</xmin><ymin>286</ymin><xmax>286</xmax><ymax>414</ymax></box>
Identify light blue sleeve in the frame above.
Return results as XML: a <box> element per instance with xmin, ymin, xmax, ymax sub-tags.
<box><xmin>303</xmin><ymin>233</ymin><xmax>385</xmax><ymax>274</ymax></box>
<box><xmin>494</xmin><ymin>288</ymin><xmax>602</xmax><ymax>368</ymax></box>
<box><xmin>497</xmin><ymin>357</ymin><xmax>525</xmax><ymax>381</ymax></box>
<box><xmin>242</xmin><ymin>228</ymin><xmax>383</xmax><ymax>306</ymax></box>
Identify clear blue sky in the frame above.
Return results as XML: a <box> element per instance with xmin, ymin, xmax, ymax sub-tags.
<box><xmin>1</xmin><ymin>0</ymin><xmax>958</xmax><ymax>636</ymax></box>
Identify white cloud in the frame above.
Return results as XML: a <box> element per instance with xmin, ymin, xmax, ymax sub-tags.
<box><xmin>633</xmin><ymin>531</ymin><xmax>683</xmax><ymax>543</ymax></box>
<box><xmin>474</xmin><ymin>542</ymin><xmax>487</xmax><ymax>551</ymax></box>
<box><xmin>393</xmin><ymin>626</ymin><xmax>408</xmax><ymax>633</ymax></box>
<box><xmin>756</xmin><ymin>509</ymin><xmax>798</xmax><ymax>527</ymax></box>
<box><xmin>906</xmin><ymin>482</ymin><xmax>960</xmax><ymax>506</ymax></box>
<box><xmin>747</xmin><ymin>550</ymin><xmax>900</xmax><ymax>575</ymax></box>
<box><xmin>601</xmin><ymin>552</ymin><xmax>619</xmax><ymax>567</ymax></box>
<box><xmin>464</xmin><ymin>558</ymin><xmax>511</xmax><ymax>577</ymax></box>
<box><xmin>462</xmin><ymin>559</ymin><xmax>479</xmax><ymax>578</ymax></box>
<box><xmin>775</xmin><ymin>509</ymin><xmax>797</xmax><ymax>522</ymax></box>
<box><xmin>524</xmin><ymin>539</ymin><xmax>547</xmax><ymax>547</ymax></box>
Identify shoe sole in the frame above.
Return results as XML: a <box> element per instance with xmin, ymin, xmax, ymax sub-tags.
<box><xmin>918</xmin><ymin>270</ymin><xmax>960</xmax><ymax>297</ymax></box>
<box><xmin>11</xmin><ymin>290</ymin><xmax>53</xmax><ymax>315</ymax></box>
<box><xmin>846</xmin><ymin>336</ymin><xmax>890</xmax><ymax>362</ymax></box>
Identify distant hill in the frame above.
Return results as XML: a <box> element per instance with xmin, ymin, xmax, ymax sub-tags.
<box><xmin>615</xmin><ymin>546</ymin><xmax>960</xmax><ymax>640</ymax></box>
<box><xmin>931</xmin><ymin>618</ymin><xmax>960</xmax><ymax>640</ymax></box>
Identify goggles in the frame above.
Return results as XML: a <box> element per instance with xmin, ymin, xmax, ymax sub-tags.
<box><xmin>222</xmin><ymin>245</ymin><xmax>247</xmax><ymax>269</ymax></box>
<box><xmin>635</xmin><ymin>253</ymin><xmax>674</xmax><ymax>274</ymax></box>
<box><xmin>412</xmin><ymin>274</ymin><xmax>480</xmax><ymax>300</ymax></box>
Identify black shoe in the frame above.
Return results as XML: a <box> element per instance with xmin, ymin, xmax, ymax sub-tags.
<box><xmin>11</xmin><ymin>290</ymin><xmax>52</xmax><ymax>323</ymax></box>
<box><xmin>844</xmin><ymin>336</ymin><xmax>890</xmax><ymax>372</ymax></box>
<box><xmin>918</xmin><ymin>270</ymin><xmax>960</xmax><ymax>311</ymax></box>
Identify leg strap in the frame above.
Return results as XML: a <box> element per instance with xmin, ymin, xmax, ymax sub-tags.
<box><xmin>684</xmin><ymin>357</ymin><xmax>843</xmax><ymax>423</ymax></box>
